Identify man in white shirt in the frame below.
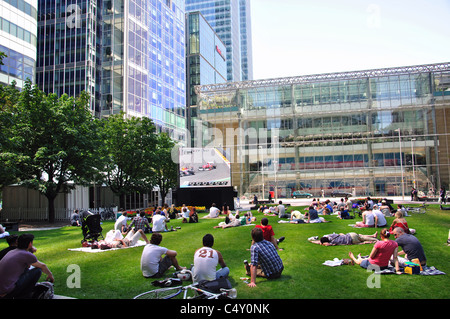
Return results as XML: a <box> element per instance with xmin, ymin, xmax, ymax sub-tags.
<box><xmin>277</xmin><ymin>201</ymin><xmax>290</xmax><ymax>218</ymax></box>
<box><xmin>140</xmin><ymin>233</ymin><xmax>185</xmax><ymax>278</ymax></box>
<box><xmin>152</xmin><ymin>211</ymin><xmax>167</xmax><ymax>232</ymax></box>
<box><xmin>356</xmin><ymin>210</ymin><xmax>375</xmax><ymax>228</ymax></box>
<box><xmin>204</xmin><ymin>203</ymin><xmax>220</xmax><ymax>218</ymax></box>
<box><xmin>372</xmin><ymin>204</ymin><xmax>387</xmax><ymax>227</ymax></box>
<box><xmin>193</xmin><ymin>234</ymin><xmax>229</xmax><ymax>283</ymax></box>
<box><xmin>114</xmin><ymin>212</ymin><xmax>128</xmax><ymax>233</ymax></box>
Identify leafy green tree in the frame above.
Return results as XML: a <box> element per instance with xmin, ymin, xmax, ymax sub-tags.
<box><xmin>10</xmin><ymin>81</ymin><xmax>99</xmax><ymax>223</ymax></box>
<box><xmin>0</xmin><ymin>81</ymin><xmax>23</xmax><ymax>190</ymax></box>
<box><xmin>153</xmin><ymin>133</ymin><xmax>178</xmax><ymax>204</ymax></box>
<box><xmin>99</xmin><ymin>113</ymin><xmax>158</xmax><ymax>209</ymax></box>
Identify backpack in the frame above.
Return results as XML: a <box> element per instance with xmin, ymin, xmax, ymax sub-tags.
<box><xmin>197</xmin><ymin>277</ymin><xmax>232</xmax><ymax>293</ymax></box>
<box><xmin>32</xmin><ymin>281</ymin><xmax>54</xmax><ymax>299</ymax></box>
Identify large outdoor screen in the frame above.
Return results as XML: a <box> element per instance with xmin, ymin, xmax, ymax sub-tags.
<box><xmin>179</xmin><ymin>147</ymin><xmax>231</xmax><ymax>188</ymax></box>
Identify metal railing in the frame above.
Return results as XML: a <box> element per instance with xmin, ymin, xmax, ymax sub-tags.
<box><xmin>0</xmin><ymin>207</ymin><xmax>119</xmax><ymax>222</ymax></box>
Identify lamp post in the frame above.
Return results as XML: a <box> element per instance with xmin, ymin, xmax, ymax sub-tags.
<box><xmin>411</xmin><ymin>138</ymin><xmax>416</xmax><ymax>189</ymax></box>
<box><xmin>259</xmin><ymin>145</ymin><xmax>265</xmax><ymax>200</ymax></box>
<box><xmin>395</xmin><ymin>128</ymin><xmax>404</xmax><ymax>199</ymax></box>
<box><xmin>273</xmin><ymin>135</ymin><xmax>279</xmax><ymax>202</ymax></box>
<box><xmin>273</xmin><ymin>160</ymin><xmax>278</xmax><ymax>202</ymax></box>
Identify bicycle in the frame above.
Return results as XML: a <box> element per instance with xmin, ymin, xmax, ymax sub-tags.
<box><xmin>133</xmin><ymin>270</ymin><xmax>237</xmax><ymax>300</ymax></box>
<box><xmin>98</xmin><ymin>207</ymin><xmax>116</xmax><ymax>220</ymax></box>
<box><xmin>404</xmin><ymin>202</ymin><xmax>427</xmax><ymax>214</ymax></box>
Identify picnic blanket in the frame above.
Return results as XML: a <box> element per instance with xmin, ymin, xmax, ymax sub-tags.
<box><xmin>348</xmin><ymin>224</ymin><xmax>370</xmax><ymax>228</ymax></box>
<box><xmin>68</xmin><ymin>240</ymin><xmax>147</xmax><ymax>253</ymax></box>
<box><xmin>322</xmin><ymin>258</ymin><xmax>446</xmax><ymax>276</ymax></box>
<box><xmin>322</xmin><ymin>258</ymin><xmax>345</xmax><ymax>267</ymax></box>
<box><xmin>420</xmin><ymin>266</ymin><xmax>446</xmax><ymax>276</ymax></box>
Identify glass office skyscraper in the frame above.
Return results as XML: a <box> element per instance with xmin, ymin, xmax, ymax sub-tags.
<box><xmin>35</xmin><ymin>0</ymin><xmax>186</xmax><ymax>140</ymax></box>
<box><xmin>0</xmin><ymin>0</ymin><xmax>38</xmax><ymax>88</ymax></box>
<box><xmin>186</xmin><ymin>11</ymin><xmax>227</xmax><ymax>142</ymax></box>
<box><xmin>36</xmin><ymin>1</ymin><xmax>101</xmax><ymax>115</ymax></box>
<box><xmin>238</xmin><ymin>0</ymin><xmax>252</xmax><ymax>81</ymax></box>
<box><xmin>185</xmin><ymin>0</ymin><xmax>253</xmax><ymax>82</ymax></box>
<box><xmin>196</xmin><ymin>63</ymin><xmax>450</xmax><ymax>199</ymax></box>
<box><xmin>104</xmin><ymin>0</ymin><xmax>186</xmax><ymax>140</ymax></box>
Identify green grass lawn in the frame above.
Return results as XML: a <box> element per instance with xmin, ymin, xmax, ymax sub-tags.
<box><xmin>2</xmin><ymin>204</ymin><xmax>449</xmax><ymax>299</ymax></box>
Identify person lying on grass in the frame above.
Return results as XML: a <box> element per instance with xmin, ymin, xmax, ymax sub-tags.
<box><xmin>309</xmin><ymin>231</ymin><xmax>379</xmax><ymax>246</ymax></box>
<box><xmin>213</xmin><ymin>213</ymin><xmax>254</xmax><ymax>229</ymax></box>
<box><xmin>98</xmin><ymin>228</ymin><xmax>149</xmax><ymax>249</ymax></box>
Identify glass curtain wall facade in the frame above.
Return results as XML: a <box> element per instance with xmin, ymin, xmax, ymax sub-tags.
<box><xmin>186</xmin><ymin>11</ymin><xmax>227</xmax><ymax>143</ymax></box>
<box><xmin>238</xmin><ymin>0</ymin><xmax>252</xmax><ymax>81</ymax></box>
<box><xmin>196</xmin><ymin>63</ymin><xmax>450</xmax><ymax>199</ymax></box>
<box><xmin>35</xmin><ymin>1</ymin><xmax>186</xmax><ymax>140</ymax></box>
<box><xmin>36</xmin><ymin>0</ymin><xmax>100</xmax><ymax>115</ymax></box>
<box><xmin>0</xmin><ymin>0</ymin><xmax>38</xmax><ymax>88</ymax></box>
<box><xmin>102</xmin><ymin>0</ymin><xmax>186</xmax><ymax>140</ymax></box>
<box><xmin>186</xmin><ymin>0</ymin><xmax>242</xmax><ymax>82</ymax></box>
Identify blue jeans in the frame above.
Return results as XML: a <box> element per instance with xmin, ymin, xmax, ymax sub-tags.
<box><xmin>3</xmin><ymin>267</ymin><xmax>42</xmax><ymax>299</ymax></box>
<box><xmin>216</xmin><ymin>267</ymin><xmax>230</xmax><ymax>279</ymax></box>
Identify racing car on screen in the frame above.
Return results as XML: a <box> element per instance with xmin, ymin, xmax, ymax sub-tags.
<box><xmin>180</xmin><ymin>166</ymin><xmax>195</xmax><ymax>176</ymax></box>
<box><xmin>198</xmin><ymin>162</ymin><xmax>216</xmax><ymax>171</ymax></box>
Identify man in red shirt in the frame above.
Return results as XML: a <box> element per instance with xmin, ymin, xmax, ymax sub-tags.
<box><xmin>254</xmin><ymin>218</ymin><xmax>285</xmax><ymax>250</ymax></box>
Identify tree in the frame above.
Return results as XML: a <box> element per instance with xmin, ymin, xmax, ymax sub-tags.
<box><xmin>153</xmin><ymin>133</ymin><xmax>178</xmax><ymax>204</ymax></box>
<box><xmin>99</xmin><ymin>113</ymin><xmax>158</xmax><ymax>209</ymax></box>
<box><xmin>11</xmin><ymin>81</ymin><xmax>99</xmax><ymax>223</ymax></box>
<box><xmin>0</xmin><ymin>81</ymin><xmax>23</xmax><ymax>190</ymax></box>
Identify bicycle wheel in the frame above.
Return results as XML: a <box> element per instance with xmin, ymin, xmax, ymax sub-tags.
<box><xmin>133</xmin><ymin>286</ymin><xmax>182</xmax><ymax>299</ymax></box>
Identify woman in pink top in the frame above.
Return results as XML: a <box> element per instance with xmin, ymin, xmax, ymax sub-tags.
<box><xmin>348</xmin><ymin>229</ymin><xmax>401</xmax><ymax>274</ymax></box>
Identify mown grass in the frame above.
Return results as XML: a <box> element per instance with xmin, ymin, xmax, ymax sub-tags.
<box><xmin>2</xmin><ymin>204</ymin><xmax>449</xmax><ymax>299</ymax></box>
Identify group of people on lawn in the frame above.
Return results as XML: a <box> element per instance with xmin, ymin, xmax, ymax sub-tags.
<box><xmin>120</xmin><ymin>202</ymin><xmax>283</xmax><ymax>288</ymax></box>
<box><xmin>0</xmin><ymin>196</ymin><xmax>428</xmax><ymax>299</ymax></box>
<box><xmin>311</xmin><ymin>201</ymin><xmax>426</xmax><ymax>273</ymax></box>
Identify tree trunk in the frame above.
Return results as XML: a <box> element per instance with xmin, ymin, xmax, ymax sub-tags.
<box><xmin>47</xmin><ymin>196</ymin><xmax>56</xmax><ymax>224</ymax></box>
<box><xmin>119</xmin><ymin>193</ymin><xmax>126</xmax><ymax>211</ymax></box>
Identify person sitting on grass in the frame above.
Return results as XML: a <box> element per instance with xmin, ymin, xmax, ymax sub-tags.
<box><xmin>189</xmin><ymin>207</ymin><xmax>199</xmax><ymax>223</ymax></box>
<box><xmin>392</xmin><ymin>227</ymin><xmax>427</xmax><ymax>268</ymax></box>
<box><xmin>245</xmin><ymin>227</ymin><xmax>284</xmax><ymax>288</ymax></box>
<box><xmin>337</xmin><ymin>206</ymin><xmax>351</xmax><ymax>219</ymax></box>
<box><xmin>277</xmin><ymin>201</ymin><xmax>290</xmax><ymax>219</ymax></box>
<box><xmin>348</xmin><ymin>229</ymin><xmax>401</xmax><ymax>274</ymax></box>
<box><xmin>152</xmin><ymin>210</ymin><xmax>168</xmax><ymax>232</ymax></box>
<box><xmin>192</xmin><ymin>234</ymin><xmax>229</xmax><ymax>283</ymax></box>
<box><xmin>355</xmin><ymin>210</ymin><xmax>375</xmax><ymax>228</ymax></box>
<box><xmin>389</xmin><ymin>210</ymin><xmax>411</xmax><ymax>234</ymax></box>
<box><xmin>140</xmin><ymin>233</ymin><xmax>185</xmax><ymax>278</ymax></box>
<box><xmin>290</xmin><ymin>210</ymin><xmax>304</xmax><ymax>222</ymax></box>
<box><xmin>129</xmin><ymin>210</ymin><xmax>151</xmax><ymax>233</ymax></box>
<box><xmin>114</xmin><ymin>211</ymin><xmax>129</xmax><ymax>233</ymax></box>
<box><xmin>254</xmin><ymin>218</ymin><xmax>285</xmax><ymax>251</ymax></box>
<box><xmin>306</xmin><ymin>205</ymin><xmax>322</xmax><ymax>223</ymax></box>
<box><xmin>0</xmin><ymin>235</ymin><xmax>18</xmax><ymax>261</ymax></box>
<box><xmin>0</xmin><ymin>234</ymin><xmax>54</xmax><ymax>299</ymax></box>
<box><xmin>372</xmin><ymin>204</ymin><xmax>387</xmax><ymax>228</ymax></box>
<box><xmin>203</xmin><ymin>203</ymin><xmax>221</xmax><ymax>218</ymax></box>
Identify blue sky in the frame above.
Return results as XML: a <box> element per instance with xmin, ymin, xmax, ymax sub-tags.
<box><xmin>250</xmin><ymin>0</ymin><xmax>450</xmax><ymax>79</ymax></box>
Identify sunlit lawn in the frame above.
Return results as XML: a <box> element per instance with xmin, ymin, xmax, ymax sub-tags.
<box><xmin>2</xmin><ymin>204</ymin><xmax>449</xmax><ymax>299</ymax></box>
